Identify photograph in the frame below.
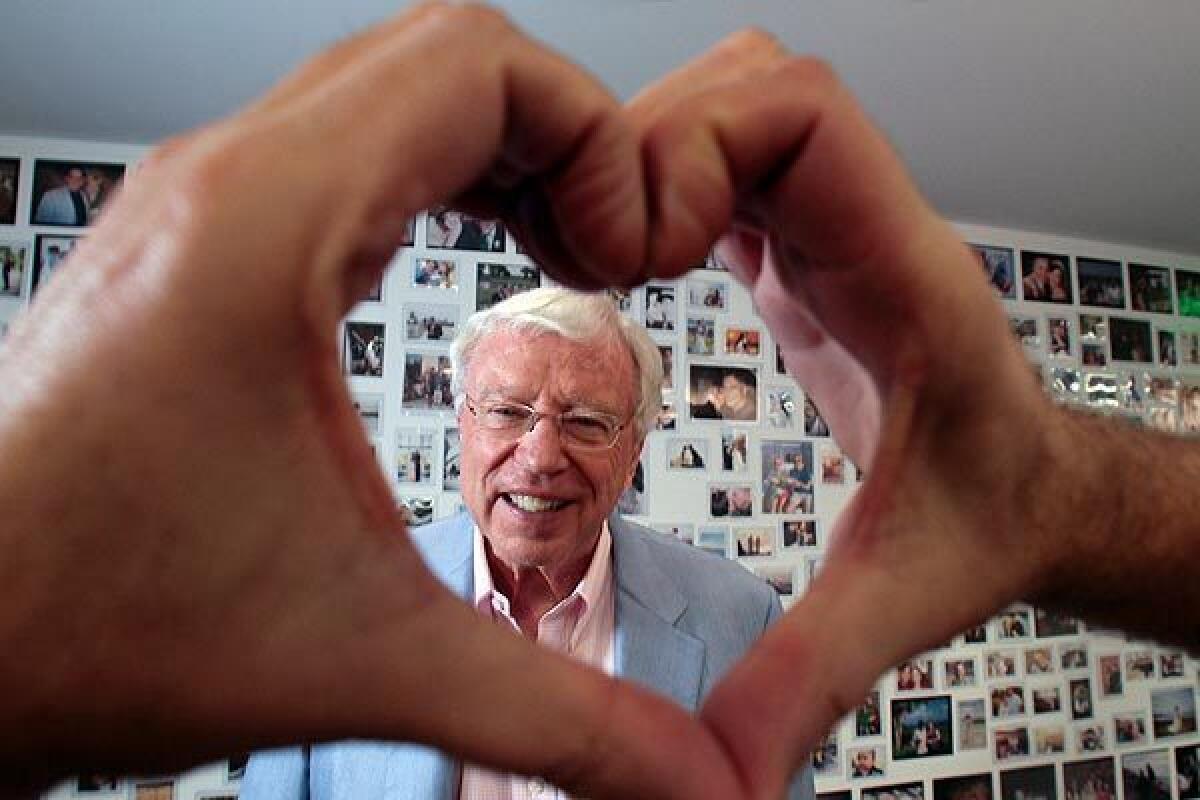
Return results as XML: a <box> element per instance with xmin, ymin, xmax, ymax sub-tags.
<box><xmin>441</xmin><ymin>427</ymin><xmax>461</xmax><ymax>491</ymax></box>
<box><xmin>811</xmin><ymin>731</ymin><xmax>840</xmax><ymax>777</ymax></box>
<box><xmin>605</xmin><ymin>288</ymin><xmax>632</xmax><ymax>312</ymax></box>
<box><xmin>688</xmin><ymin>364</ymin><xmax>759</xmax><ymax>422</ymax></box>
<box><xmin>724</xmin><ymin>326</ymin><xmax>762</xmax><ymax>357</ymax></box>
<box><xmin>998</xmin><ymin>766</ymin><xmax>1055</xmax><ymax>800</ymax></box>
<box><xmin>1078</xmin><ymin>727</ymin><xmax>1108</xmax><ymax>754</ymax></box>
<box><xmin>985</xmin><ymin>649</ymin><xmax>1018</xmax><ymax>679</ymax></box>
<box><xmin>1121</xmin><ymin>749</ymin><xmax>1171</xmax><ymax>800</ymax></box>
<box><xmin>687</xmin><ymin>316</ymin><xmax>716</xmax><ymax>355</ymax></box>
<box><xmin>1076</xmin><ymin>257</ymin><xmax>1125</xmax><ymax>308</ymax></box>
<box><xmin>398</xmin><ymin>495</ymin><xmax>436</xmax><ymax>528</ymax></box>
<box><xmin>991</xmin><ymin>685</ymin><xmax>1026</xmax><ymax>718</ymax></box>
<box><xmin>394</xmin><ymin>426</ymin><xmax>436</xmax><ymax>485</ymax></box>
<box><xmin>659</xmin><ymin>344</ymin><xmax>675</xmax><ymax>390</ymax></box>
<box><xmin>863</xmin><ymin>783</ymin><xmax>924</xmax><ymax>800</ymax></box>
<box><xmin>897</xmin><ymin>658</ymin><xmax>935</xmax><ymax>692</ymax></box>
<box><xmin>687</xmin><ymin>276</ymin><xmax>729</xmax><ymax>311</ymax></box>
<box><xmin>804</xmin><ymin>395</ymin><xmax>831</xmax><ymax>436</ymax></box>
<box><xmin>1047</xmin><ymin>317</ymin><xmax>1071</xmax><ymax>357</ymax></box>
<box><xmin>476</xmin><ymin>261</ymin><xmax>540</xmax><ymax>310</ymax></box>
<box><xmin>0</xmin><ymin>241</ymin><xmax>27</xmax><ymax>297</ymax></box>
<box><xmin>754</xmin><ymin>564</ymin><xmax>795</xmax><ymax>597</ymax></box>
<box><xmin>944</xmin><ymin>658</ymin><xmax>978</xmax><ymax>688</ymax></box>
<box><xmin>997</xmin><ymin>609</ymin><xmax>1032</xmax><ymax>639</ymax></box>
<box><xmin>958</xmin><ymin>698</ymin><xmax>988</xmax><ymax>751</ymax></box>
<box><xmin>935</xmin><ymin>773</ymin><xmax>993</xmax><ymax>800</ymax></box>
<box><xmin>402</xmin><ymin>351</ymin><xmax>453</xmax><ymax>410</ymax></box>
<box><xmin>782</xmin><ymin>519</ymin><xmax>818</xmax><ymax>549</ymax></box>
<box><xmin>1079</xmin><ymin>313</ymin><xmax>1107</xmax><ymax>339</ymax></box>
<box><xmin>993</xmin><ymin>726</ymin><xmax>1030</xmax><ymax>761</ymax></box>
<box><xmin>820</xmin><ymin>445</ymin><xmax>846</xmax><ymax>485</ymax></box>
<box><xmin>656</xmin><ymin>397</ymin><xmax>677</xmax><ymax>431</ymax></box>
<box><xmin>351</xmin><ymin>392</ymin><xmax>383</xmax><ymax>437</ymax></box>
<box><xmin>719</xmin><ymin>428</ymin><xmax>749</xmax><ymax>472</ymax></box>
<box><xmin>1160</xmin><ymin>651</ymin><xmax>1185</xmax><ymax>678</ymax></box>
<box><xmin>342</xmin><ymin>321</ymin><xmax>385</xmax><ymax>377</ymax></box>
<box><xmin>133</xmin><ymin>779</ymin><xmax>175</xmax><ymax>800</ymax></box>
<box><xmin>1020</xmin><ymin>251</ymin><xmax>1073</xmax><ymax>304</ymax></box>
<box><xmin>1024</xmin><ymin>647</ymin><xmax>1053</xmax><ymax>675</ymax></box>
<box><xmin>1157</xmin><ymin>329</ymin><xmax>1177</xmax><ymax>366</ymax></box>
<box><xmin>1183</xmin><ymin>331</ymin><xmax>1200</xmax><ymax>366</ymax></box>
<box><xmin>1040</xmin><ymin>611</ymin><xmax>1080</xmax><ymax>638</ymax></box>
<box><xmin>1176</xmin><ymin>744</ymin><xmax>1200</xmax><ymax>800</ymax></box>
<box><xmin>963</xmin><ymin>625</ymin><xmax>988</xmax><ymax>645</ymax></box>
<box><xmin>1070</xmin><ymin>678</ymin><xmax>1094</xmax><ymax>720</ymax></box>
<box><xmin>30</xmin><ymin>159</ymin><xmax>124</xmax><ymax>227</ymax></box>
<box><xmin>847</xmin><ymin>745</ymin><xmax>887</xmax><ymax>779</ymax></box>
<box><xmin>733</xmin><ymin>524</ymin><xmax>774</xmax><ymax>557</ymax></box>
<box><xmin>426</xmin><ymin>207</ymin><xmax>505</xmax><ymax>251</ymax></box>
<box><xmin>1178</xmin><ymin>268</ymin><xmax>1200</xmax><ymax>317</ymax></box>
<box><xmin>766</xmin><ymin>386</ymin><xmax>798</xmax><ymax>429</ymax></box>
<box><xmin>667</xmin><ymin>437</ymin><xmax>709</xmax><ymax>470</ymax></box>
<box><xmin>892</xmin><ymin>695</ymin><xmax>953</xmax><ymax>759</ymax></box>
<box><xmin>0</xmin><ymin>158</ymin><xmax>17</xmax><ymax>225</ymax></box>
<box><xmin>1114</xmin><ymin>712</ymin><xmax>1148</xmax><ymax>746</ymax></box>
<box><xmin>1032</xmin><ymin>687</ymin><xmax>1062</xmax><ymax>714</ymax></box>
<box><xmin>413</xmin><ymin>257</ymin><xmax>458</xmax><ymax>289</ymax></box>
<box><xmin>972</xmin><ymin>243</ymin><xmax>1015</xmax><ymax>299</ymax></box>
<box><xmin>1129</xmin><ymin>263</ymin><xmax>1175</xmax><ymax>314</ymax></box>
<box><xmin>1126</xmin><ymin>650</ymin><xmax>1156</xmax><ymax>681</ymax></box>
<box><xmin>1010</xmin><ymin>316</ymin><xmax>1040</xmax><ymax>348</ymax></box>
<box><xmin>761</xmin><ymin>439</ymin><xmax>815</xmax><ymax>514</ymax></box>
<box><xmin>227</xmin><ymin>752</ymin><xmax>249</xmax><ymax>781</ymax></box>
<box><xmin>856</xmin><ymin>691</ymin><xmax>883</xmax><ymax>737</ymax></box>
<box><xmin>1151</xmin><ymin>686</ymin><xmax>1197</xmax><ymax>739</ymax></box>
<box><xmin>696</xmin><ymin>525</ymin><xmax>728</xmax><ymax>558</ymax></box>
<box><xmin>776</xmin><ymin>343</ymin><xmax>787</xmax><ymax>375</ymax></box>
<box><xmin>1063</xmin><ymin>758</ymin><xmax>1116</xmax><ymax>800</ymax></box>
<box><xmin>1085</xmin><ymin>374</ymin><xmax>1118</xmax><ymax>409</ymax></box>
<box><xmin>644</xmin><ymin>283</ymin><xmax>677</xmax><ymax>331</ymax></box>
<box><xmin>1033</xmin><ymin>724</ymin><xmax>1066</xmax><ymax>755</ymax></box>
<box><xmin>1110</xmin><ymin>317</ymin><xmax>1154</xmax><ymax>362</ymax></box>
<box><xmin>76</xmin><ymin>774</ymin><xmax>121</xmax><ymax>791</ymax></box>
<box><xmin>710</xmin><ymin>484</ymin><xmax>754</xmax><ymax>519</ymax></box>
<box><xmin>403</xmin><ymin>303</ymin><xmax>459</xmax><ymax>342</ymax></box>
<box><xmin>31</xmin><ymin>233</ymin><xmax>80</xmax><ymax>294</ymax></box>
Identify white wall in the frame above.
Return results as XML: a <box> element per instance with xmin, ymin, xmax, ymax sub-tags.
<box><xmin>3</xmin><ymin>133</ymin><xmax>1198</xmax><ymax>800</ymax></box>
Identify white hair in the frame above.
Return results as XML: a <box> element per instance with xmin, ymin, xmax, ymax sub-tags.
<box><xmin>450</xmin><ymin>287</ymin><xmax>663</xmax><ymax>436</ymax></box>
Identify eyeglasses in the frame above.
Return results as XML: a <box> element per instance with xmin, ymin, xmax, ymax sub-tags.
<box><xmin>463</xmin><ymin>396</ymin><xmax>630</xmax><ymax>450</ymax></box>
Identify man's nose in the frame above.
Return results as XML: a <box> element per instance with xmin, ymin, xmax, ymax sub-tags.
<box><xmin>514</xmin><ymin>415</ymin><xmax>570</xmax><ymax>472</ymax></box>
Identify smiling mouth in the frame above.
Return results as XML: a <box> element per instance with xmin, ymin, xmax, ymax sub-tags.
<box><xmin>503</xmin><ymin>493</ymin><xmax>569</xmax><ymax>513</ymax></box>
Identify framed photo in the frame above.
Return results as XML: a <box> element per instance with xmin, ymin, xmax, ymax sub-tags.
<box><xmin>936</xmin><ymin>773</ymin><xmax>993</xmax><ymax>800</ymax></box>
<box><xmin>1064</xmin><ymin>758</ymin><xmax>1116</xmax><ymax>799</ymax></box>
<box><xmin>688</xmin><ymin>364</ymin><xmax>758</xmax><ymax>422</ymax></box>
<box><xmin>811</xmin><ymin>731</ymin><xmax>840</xmax><ymax>777</ymax></box>
<box><xmin>413</xmin><ymin>257</ymin><xmax>458</xmax><ymax>290</ymax></box>
<box><xmin>1085</xmin><ymin>373</ymin><xmax>1119</xmax><ymax>409</ymax></box>
<box><xmin>709</xmin><ymin>483</ymin><xmax>753</xmax><ymax>519</ymax></box>
<box><xmin>1059</xmin><ymin>642</ymin><xmax>1089</xmax><ymax>670</ymax></box>
<box><xmin>775</xmin><ymin>343</ymin><xmax>787</xmax><ymax>375</ymax></box>
<box><xmin>342</xmin><ymin>321</ymin><xmax>385</xmax><ymax>377</ymax></box>
<box><xmin>0</xmin><ymin>241</ymin><xmax>28</xmax><ymax>297</ymax></box>
<box><xmin>855</xmin><ymin>691</ymin><xmax>883</xmax><ymax>737</ymax></box>
<box><xmin>696</xmin><ymin>525</ymin><xmax>729</xmax><ymax>558</ymax></box>
<box><xmin>426</xmin><ymin>207</ymin><xmax>505</xmax><ymax>252</ymax></box>
<box><xmin>996</xmin><ymin>608</ymin><xmax>1031</xmax><ymax>639</ymax></box>
<box><xmin>1077</xmin><ymin>258</ymin><xmax>1125</xmax><ymax>308</ymax></box>
<box><xmin>991</xmin><ymin>685</ymin><xmax>1026</xmax><ymax>718</ymax></box>
<box><xmin>351</xmin><ymin>392</ymin><xmax>384</xmax><ymax>437</ymax></box>
<box><xmin>754</xmin><ymin>564</ymin><xmax>795</xmax><ymax>598</ymax></box>
<box><xmin>733</xmin><ymin>524</ymin><xmax>774</xmax><ymax>556</ymax></box>
<box><xmin>1035</xmin><ymin>608</ymin><xmax>1081</xmax><ymax>637</ymax></box>
<box><xmin>1032</xmin><ymin>724</ymin><xmax>1065</xmax><ymax>755</ymax></box>
<box><xmin>226</xmin><ymin>752</ymin><xmax>249</xmax><ymax>781</ymax></box>
<box><xmin>395</xmin><ymin>426</ymin><xmax>437</xmax><ymax>485</ymax></box>
<box><xmin>1032</xmin><ymin>686</ymin><xmax>1061</xmax><ymax>714</ymax></box>
<box><xmin>644</xmin><ymin>283</ymin><xmax>677</xmax><ymax>331</ymax></box>
<box><xmin>1151</xmin><ymin>687</ymin><xmax>1197</xmax><ymax>739</ymax></box>
<box><xmin>658</xmin><ymin>344</ymin><xmax>675</xmax><ymax>391</ymax></box>
<box><xmin>1160</xmin><ymin>651</ymin><xmax>1185</xmax><ymax>678</ymax></box>
<box><xmin>971</xmin><ymin>243</ymin><xmax>1015</xmax><ymax>299</ymax></box>
<box><xmin>0</xmin><ymin>158</ymin><xmax>18</xmax><ymax>225</ymax></box>
<box><xmin>820</xmin><ymin>445</ymin><xmax>847</xmax><ymax>485</ymax></box>
<box><xmin>804</xmin><ymin>395</ymin><xmax>831</xmax><ymax>436</ymax></box>
<box><xmin>398</xmin><ymin>495</ymin><xmax>436</xmax><ymax>527</ymax></box>
<box><xmin>655</xmin><ymin>396</ymin><xmax>677</xmax><ymax>431</ymax></box>
<box><xmin>944</xmin><ymin>657</ymin><xmax>979</xmax><ymax>688</ymax></box>
<box><xmin>133</xmin><ymin>778</ymin><xmax>175</xmax><ymax>800</ymax></box>
<box><xmin>719</xmin><ymin>428</ymin><xmax>749</xmax><ymax>472</ymax></box>
<box><xmin>963</xmin><ymin>624</ymin><xmax>988</xmax><ymax>645</ymax></box>
<box><xmin>30</xmin><ymin>159</ymin><xmax>125</xmax><ymax>227</ymax></box>
<box><xmin>1157</xmin><ymin>329</ymin><xmax>1178</xmax><ymax>367</ymax></box>
<box><xmin>401</xmin><ymin>351</ymin><xmax>453</xmax><ymax>410</ymax></box>
<box><xmin>687</xmin><ymin>316</ymin><xmax>716</xmax><ymax>355</ymax></box>
<box><xmin>1047</xmin><ymin>316</ymin><xmax>1072</xmax><ymax>358</ymax></box>
<box><xmin>1109</xmin><ymin>317</ymin><xmax>1153</xmax><ymax>362</ymax></box>
<box><xmin>998</xmin><ymin>765</ymin><xmax>1054</xmax><ymax>800</ymax></box>
<box><xmin>1129</xmin><ymin>263</ymin><xmax>1174</xmax><ymax>313</ymax></box>
<box><xmin>765</xmin><ymin>386</ymin><xmax>798</xmax><ymax>429</ymax></box>
<box><xmin>1020</xmin><ymin>251</ymin><xmax>1073</xmax><ymax>304</ymax></box>
<box><xmin>1078</xmin><ymin>722</ymin><xmax>1109</xmax><ymax>753</ymax></box>
<box><xmin>1121</xmin><ymin>750</ymin><xmax>1171</xmax><ymax>800</ymax></box>
<box><xmin>897</xmin><ymin>657</ymin><xmax>935</xmax><ymax>691</ymax></box>
<box><xmin>31</xmin><ymin>233</ymin><xmax>80</xmax><ymax>294</ymax></box>
<box><xmin>687</xmin><ymin>276</ymin><xmax>729</xmax><ymax>311</ymax></box>
<box><xmin>1084</xmin><ymin>343</ymin><xmax>1108</xmax><ymax>368</ymax></box>
<box><xmin>1176</xmin><ymin>744</ymin><xmax>1200</xmax><ymax>799</ymax></box>
<box><xmin>402</xmin><ymin>302</ymin><xmax>459</xmax><ymax>343</ymax></box>
<box><xmin>1182</xmin><ymin>331</ymin><xmax>1200</xmax><ymax>367</ymax></box>
<box><xmin>1178</xmin><ymin>268</ymin><xmax>1200</xmax><ymax>317</ymax></box>
<box><xmin>476</xmin><ymin>262</ymin><xmax>540</xmax><ymax>310</ymax></box>
<box><xmin>1024</xmin><ymin>647</ymin><xmax>1053</xmax><ymax>675</ymax></box>
<box><xmin>958</xmin><ymin>698</ymin><xmax>988</xmax><ymax>751</ymax></box>
<box><xmin>863</xmin><ymin>783</ymin><xmax>924</xmax><ymax>800</ymax></box>
<box><xmin>761</xmin><ymin>439</ymin><xmax>814</xmax><ymax>514</ymax></box>
<box><xmin>724</xmin><ymin>326</ymin><xmax>762</xmax><ymax>357</ymax></box>
<box><xmin>992</xmin><ymin>726</ymin><xmax>1030</xmax><ymax>761</ymax></box>
<box><xmin>847</xmin><ymin>744</ymin><xmax>887</xmax><ymax>779</ymax></box>
<box><xmin>1070</xmin><ymin>678</ymin><xmax>1094</xmax><ymax>720</ymax></box>
<box><xmin>892</xmin><ymin>695</ymin><xmax>953</xmax><ymax>760</ymax></box>
<box><xmin>666</xmin><ymin>437</ymin><xmax>709</xmax><ymax>470</ymax></box>
<box><xmin>443</xmin><ymin>427</ymin><xmax>461</xmax><ymax>490</ymax></box>
<box><xmin>782</xmin><ymin>519</ymin><xmax>818</xmax><ymax>549</ymax></box>
<box><xmin>985</xmin><ymin>649</ymin><xmax>1017</xmax><ymax>679</ymax></box>
<box><xmin>1113</xmin><ymin>711</ymin><xmax>1148</xmax><ymax>746</ymax></box>
<box><xmin>75</xmin><ymin>774</ymin><xmax>121</xmax><ymax>791</ymax></box>
<box><xmin>1009</xmin><ymin>316</ymin><xmax>1040</xmax><ymax>348</ymax></box>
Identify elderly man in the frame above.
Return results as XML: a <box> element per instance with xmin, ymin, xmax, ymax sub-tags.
<box><xmin>242</xmin><ymin>287</ymin><xmax>813</xmax><ymax>799</ymax></box>
<box><xmin>33</xmin><ymin>165</ymin><xmax>89</xmax><ymax>226</ymax></box>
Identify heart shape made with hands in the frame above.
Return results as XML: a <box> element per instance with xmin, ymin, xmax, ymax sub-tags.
<box><xmin>0</xmin><ymin>6</ymin><xmax>1062</xmax><ymax>800</ymax></box>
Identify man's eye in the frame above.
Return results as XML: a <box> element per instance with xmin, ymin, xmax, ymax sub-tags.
<box><xmin>487</xmin><ymin>405</ymin><xmax>526</xmax><ymax>421</ymax></box>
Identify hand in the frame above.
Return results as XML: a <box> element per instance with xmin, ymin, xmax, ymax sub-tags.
<box><xmin>0</xmin><ymin>6</ymin><xmax>740</xmax><ymax>798</ymax></box>
<box><xmin>628</xmin><ymin>31</ymin><xmax>1070</xmax><ymax>797</ymax></box>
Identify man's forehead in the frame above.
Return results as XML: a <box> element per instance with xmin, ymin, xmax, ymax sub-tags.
<box><xmin>470</xmin><ymin>327</ymin><xmax>633</xmax><ymax>398</ymax></box>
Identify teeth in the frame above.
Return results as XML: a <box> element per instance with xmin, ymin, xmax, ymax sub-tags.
<box><xmin>507</xmin><ymin>494</ymin><xmax>567</xmax><ymax>512</ymax></box>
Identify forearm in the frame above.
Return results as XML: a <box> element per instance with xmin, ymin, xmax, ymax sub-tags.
<box><xmin>1032</xmin><ymin>405</ymin><xmax>1200</xmax><ymax>649</ymax></box>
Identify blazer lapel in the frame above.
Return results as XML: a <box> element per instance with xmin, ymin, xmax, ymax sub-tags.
<box><xmin>610</xmin><ymin>516</ymin><xmax>706</xmax><ymax>711</ymax></box>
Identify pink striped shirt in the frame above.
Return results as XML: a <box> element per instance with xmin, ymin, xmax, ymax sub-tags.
<box><xmin>459</xmin><ymin>523</ymin><xmax>616</xmax><ymax>800</ymax></box>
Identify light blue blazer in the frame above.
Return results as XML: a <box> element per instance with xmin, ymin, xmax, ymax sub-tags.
<box><xmin>243</xmin><ymin>513</ymin><xmax>814</xmax><ymax>800</ymax></box>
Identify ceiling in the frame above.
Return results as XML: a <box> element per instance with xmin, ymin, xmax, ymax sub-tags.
<box><xmin>4</xmin><ymin>1</ymin><xmax>1200</xmax><ymax>256</ymax></box>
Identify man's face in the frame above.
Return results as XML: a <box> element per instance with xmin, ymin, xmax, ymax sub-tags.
<box><xmin>1033</xmin><ymin>257</ymin><xmax>1049</xmax><ymax>281</ymax></box>
<box><xmin>64</xmin><ymin>168</ymin><xmax>85</xmax><ymax>191</ymax></box>
<box><xmin>722</xmin><ymin>374</ymin><xmax>748</xmax><ymax>406</ymax></box>
<box><xmin>458</xmin><ymin>328</ymin><xmax>642</xmax><ymax>576</ymax></box>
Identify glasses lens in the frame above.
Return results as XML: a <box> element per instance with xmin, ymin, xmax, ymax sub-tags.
<box><xmin>481</xmin><ymin>402</ymin><xmax>533</xmax><ymax>433</ymax></box>
<box><xmin>562</xmin><ymin>412</ymin><xmax>617</xmax><ymax>448</ymax></box>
